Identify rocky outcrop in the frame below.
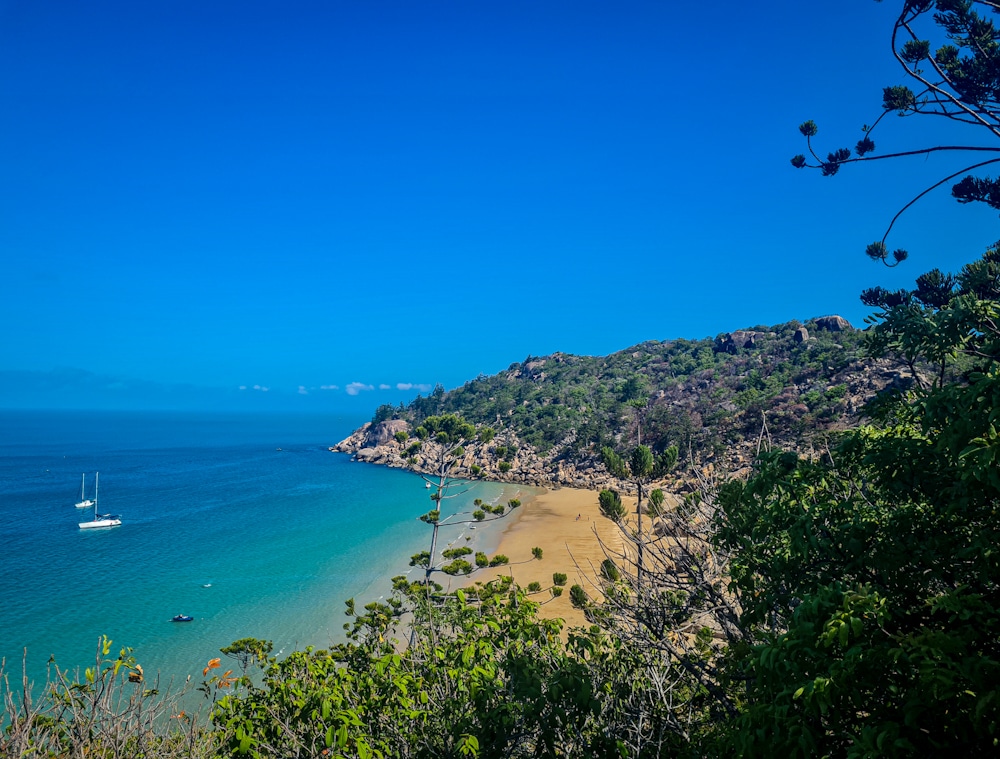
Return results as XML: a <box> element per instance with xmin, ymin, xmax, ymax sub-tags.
<box><xmin>331</xmin><ymin>426</ymin><xmax>621</xmax><ymax>491</ymax></box>
<box><xmin>714</xmin><ymin>330</ymin><xmax>761</xmax><ymax>354</ymax></box>
<box><xmin>364</xmin><ymin>419</ymin><xmax>410</xmax><ymax>448</ymax></box>
<box><xmin>815</xmin><ymin>315</ymin><xmax>852</xmax><ymax>332</ymax></box>
<box><xmin>331</xmin><ymin>315</ymin><xmax>919</xmax><ymax>497</ymax></box>
<box><xmin>331</xmin><ymin>348</ymin><xmax>915</xmax><ymax>495</ymax></box>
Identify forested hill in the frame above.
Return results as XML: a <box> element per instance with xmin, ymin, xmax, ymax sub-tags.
<box><xmin>339</xmin><ymin>314</ymin><xmax>909</xmax><ymax>488</ymax></box>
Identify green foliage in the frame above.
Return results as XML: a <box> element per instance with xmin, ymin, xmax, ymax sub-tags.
<box><xmin>600</xmin><ymin>559</ymin><xmax>620</xmax><ymax>582</ymax></box>
<box><xmin>371</xmin><ymin>403</ymin><xmax>396</xmax><ymax>427</ymax></box>
<box><xmin>791</xmin><ymin>0</ymin><xmax>1000</xmax><ymax>259</ymax></box>
<box><xmin>220</xmin><ymin>637</ymin><xmax>274</xmax><ymax>676</ymax></box>
<box><xmin>629</xmin><ymin>445</ymin><xmax>654</xmax><ymax>479</ymax></box>
<box><xmin>527</xmin><ymin>581</ymin><xmax>542</xmax><ymax>592</ymax></box>
<box><xmin>475</xmin><ymin>551</ymin><xmax>489</xmax><ymax>567</ymax></box>
<box><xmin>419</xmin><ymin>414</ymin><xmax>475</xmax><ymax>447</ymax></box>
<box><xmin>442</xmin><ymin>559</ymin><xmax>474</xmax><ymax>575</ymax></box>
<box><xmin>600</xmin><ymin>446</ymin><xmax>628</xmax><ymax>480</ymax></box>
<box><xmin>569</xmin><ymin>584</ymin><xmax>587</xmax><ymax>609</ymax></box>
<box><xmin>508</xmin><ymin>498</ymin><xmax>521</xmax><ymax>509</ymax></box>
<box><xmin>648</xmin><ymin>488</ymin><xmax>665</xmax><ymax>517</ymax></box>
<box><xmin>442</xmin><ymin>546</ymin><xmax>473</xmax><ymax>560</ymax></box>
<box><xmin>552</xmin><ymin>572</ymin><xmax>568</xmax><ymax>587</ymax></box>
<box><xmin>598</xmin><ymin>489</ymin><xmax>626</xmax><ymax>522</ymax></box>
<box><xmin>717</xmin><ymin>246</ymin><xmax>1000</xmax><ymax>755</ymax></box>
<box><xmin>658</xmin><ymin>444</ymin><xmax>679</xmax><ymax>472</ymax></box>
<box><xmin>498</xmin><ymin>461</ymin><xmax>512</xmax><ymax>473</ymax></box>
<box><xmin>394</xmin><ymin>430</ymin><xmax>409</xmax><ymax>444</ymax></box>
<box><xmin>531</xmin><ymin>546</ymin><xmax>543</xmax><ymax>559</ymax></box>
<box><xmin>488</xmin><ymin>554</ymin><xmax>509</xmax><ymax>567</ymax></box>
<box><xmin>399</xmin><ymin>323</ymin><xmax>865</xmax><ymax>464</ymax></box>
<box><xmin>211</xmin><ymin>581</ymin><xmax>617</xmax><ymax>757</ymax></box>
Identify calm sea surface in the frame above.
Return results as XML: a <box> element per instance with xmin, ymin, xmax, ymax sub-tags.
<box><xmin>0</xmin><ymin>410</ymin><xmax>523</xmax><ymax>692</ymax></box>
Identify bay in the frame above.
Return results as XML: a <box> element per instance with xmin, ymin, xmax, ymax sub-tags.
<box><xmin>0</xmin><ymin>409</ymin><xmax>521</xmax><ymax>692</ymax></box>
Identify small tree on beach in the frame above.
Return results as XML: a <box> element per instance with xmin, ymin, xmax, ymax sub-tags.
<box><xmin>406</xmin><ymin>414</ymin><xmax>537</xmax><ymax>606</ymax></box>
<box><xmin>601</xmin><ymin>443</ymin><xmax>678</xmax><ymax>582</ymax></box>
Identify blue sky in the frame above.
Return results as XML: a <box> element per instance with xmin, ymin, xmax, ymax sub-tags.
<box><xmin>2</xmin><ymin>0</ymin><xmax>998</xmax><ymax>411</ymax></box>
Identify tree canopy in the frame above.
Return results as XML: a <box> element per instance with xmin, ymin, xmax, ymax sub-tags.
<box><xmin>793</xmin><ymin>0</ymin><xmax>1000</xmax><ymax>265</ymax></box>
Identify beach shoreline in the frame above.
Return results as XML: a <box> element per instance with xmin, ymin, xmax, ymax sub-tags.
<box><xmin>450</xmin><ymin>485</ymin><xmax>632</xmax><ymax>630</ymax></box>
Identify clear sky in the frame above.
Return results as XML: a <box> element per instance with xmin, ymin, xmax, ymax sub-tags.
<box><xmin>2</xmin><ymin>0</ymin><xmax>998</xmax><ymax>411</ymax></box>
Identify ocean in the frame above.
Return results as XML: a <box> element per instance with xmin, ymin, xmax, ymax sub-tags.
<box><xmin>0</xmin><ymin>409</ymin><xmax>526</xmax><ymax>695</ymax></box>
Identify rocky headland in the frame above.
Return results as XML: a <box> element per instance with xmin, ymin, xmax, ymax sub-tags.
<box><xmin>332</xmin><ymin>315</ymin><xmax>915</xmax><ymax>495</ymax></box>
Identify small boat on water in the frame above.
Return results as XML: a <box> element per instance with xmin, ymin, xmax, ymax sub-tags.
<box><xmin>78</xmin><ymin>473</ymin><xmax>122</xmax><ymax>529</ymax></box>
<box><xmin>171</xmin><ymin>614</ymin><xmax>194</xmax><ymax>623</ymax></box>
<box><xmin>75</xmin><ymin>473</ymin><xmax>95</xmax><ymax>509</ymax></box>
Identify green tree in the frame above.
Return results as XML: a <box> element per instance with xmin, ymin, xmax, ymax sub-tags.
<box><xmin>220</xmin><ymin>637</ymin><xmax>274</xmax><ymax>679</ymax></box>
<box><xmin>716</xmin><ymin>268</ymin><xmax>1000</xmax><ymax>751</ymax></box>
<box><xmin>598</xmin><ymin>488</ymin><xmax>626</xmax><ymax>522</ymax></box>
<box><xmin>212</xmin><ymin>581</ymin><xmax>615</xmax><ymax>757</ymax></box>
<box><xmin>370</xmin><ymin>403</ymin><xmax>396</xmax><ymax>427</ymax></box>
<box><xmin>647</xmin><ymin>488</ymin><xmax>666</xmax><ymax>517</ymax></box>
<box><xmin>601</xmin><ymin>444</ymin><xmax>677</xmax><ymax>582</ymax></box>
<box><xmin>791</xmin><ymin>0</ymin><xmax>1000</xmax><ymax>265</ymax></box>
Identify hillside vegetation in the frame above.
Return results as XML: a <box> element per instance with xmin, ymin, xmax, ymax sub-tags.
<box><xmin>351</xmin><ymin>316</ymin><xmax>907</xmax><ymax>487</ymax></box>
<box><xmin>8</xmin><ymin>2</ymin><xmax>1000</xmax><ymax>755</ymax></box>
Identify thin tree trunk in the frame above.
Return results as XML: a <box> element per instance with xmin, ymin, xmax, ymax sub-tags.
<box><xmin>636</xmin><ymin>479</ymin><xmax>644</xmax><ymax>586</ymax></box>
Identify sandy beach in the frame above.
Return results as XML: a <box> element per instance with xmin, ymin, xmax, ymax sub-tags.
<box><xmin>460</xmin><ymin>486</ymin><xmax>634</xmax><ymax>630</ymax></box>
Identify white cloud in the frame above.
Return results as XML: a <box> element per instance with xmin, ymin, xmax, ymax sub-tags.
<box><xmin>298</xmin><ymin>385</ymin><xmax>309</xmax><ymax>395</ymax></box>
<box><xmin>320</xmin><ymin>384</ymin><xmax>339</xmax><ymax>391</ymax></box>
<box><xmin>396</xmin><ymin>382</ymin><xmax>433</xmax><ymax>392</ymax></box>
<box><xmin>346</xmin><ymin>381</ymin><xmax>374</xmax><ymax>396</ymax></box>
<box><xmin>239</xmin><ymin>385</ymin><xmax>247</xmax><ymax>391</ymax></box>
<box><xmin>379</xmin><ymin>384</ymin><xmax>391</xmax><ymax>390</ymax></box>
<box><xmin>252</xmin><ymin>384</ymin><xmax>269</xmax><ymax>392</ymax></box>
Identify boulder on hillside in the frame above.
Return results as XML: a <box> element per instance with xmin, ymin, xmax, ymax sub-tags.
<box><xmin>362</xmin><ymin>419</ymin><xmax>410</xmax><ymax>448</ymax></box>
<box><xmin>793</xmin><ymin>326</ymin><xmax>809</xmax><ymax>343</ymax></box>
<box><xmin>815</xmin><ymin>315</ymin><xmax>853</xmax><ymax>332</ymax></box>
<box><xmin>714</xmin><ymin>330</ymin><xmax>760</xmax><ymax>354</ymax></box>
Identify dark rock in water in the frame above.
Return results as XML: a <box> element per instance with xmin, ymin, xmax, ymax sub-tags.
<box><xmin>793</xmin><ymin>326</ymin><xmax>809</xmax><ymax>343</ymax></box>
<box><xmin>815</xmin><ymin>315</ymin><xmax>852</xmax><ymax>332</ymax></box>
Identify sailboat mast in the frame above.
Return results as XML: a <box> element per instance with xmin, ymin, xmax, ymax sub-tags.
<box><xmin>94</xmin><ymin>472</ymin><xmax>99</xmax><ymax>519</ymax></box>
<box><xmin>80</xmin><ymin>473</ymin><xmax>85</xmax><ymax>500</ymax></box>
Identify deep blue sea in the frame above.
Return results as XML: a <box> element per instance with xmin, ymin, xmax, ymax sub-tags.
<box><xmin>0</xmin><ymin>410</ymin><xmax>523</xmax><ymax>694</ymax></box>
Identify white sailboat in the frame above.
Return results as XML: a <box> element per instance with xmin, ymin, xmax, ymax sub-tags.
<box><xmin>75</xmin><ymin>473</ymin><xmax>95</xmax><ymax>509</ymax></box>
<box><xmin>78</xmin><ymin>473</ymin><xmax>122</xmax><ymax>529</ymax></box>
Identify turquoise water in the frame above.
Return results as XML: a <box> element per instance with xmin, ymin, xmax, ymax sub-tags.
<box><xmin>0</xmin><ymin>410</ymin><xmax>524</xmax><ymax>691</ymax></box>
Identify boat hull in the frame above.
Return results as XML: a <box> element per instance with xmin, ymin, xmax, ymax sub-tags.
<box><xmin>79</xmin><ymin>517</ymin><xmax>122</xmax><ymax>529</ymax></box>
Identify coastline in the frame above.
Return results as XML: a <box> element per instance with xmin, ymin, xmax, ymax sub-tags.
<box><xmin>454</xmin><ymin>486</ymin><xmax>631</xmax><ymax>630</ymax></box>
